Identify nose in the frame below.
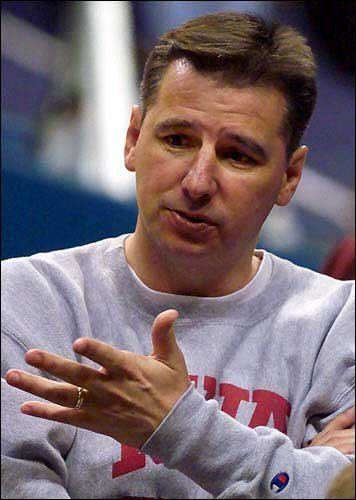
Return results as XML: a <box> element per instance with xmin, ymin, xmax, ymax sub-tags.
<box><xmin>181</xmin><ymin>147</ymin><xmax>218</xmax><ymax>204</ymax></box>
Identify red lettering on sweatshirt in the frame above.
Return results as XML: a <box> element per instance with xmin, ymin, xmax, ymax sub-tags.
<box><xmin>112</xmin><ymin>445</ymin><xmax>145</xmax><ymax>478</ymax></box>
<box><xmin>249</xmin><ymin>389</ymin><xmax>291</xmax><ymax>433</ymax></box>
<box><xmin>112</xmin><ymin>446</ymin><xmax>163</xmax><ymax>478</ymax></box>
<box><xmin>112</xmin><ymin>376</ymin><xmax>291</xmax><ymax>478</ymax></box>
<box><xmin>219</xmin><ymin>383</ymin><xmax>249</xmax><ymax>418</ymax></box>
<box><xmin>204</xmin><ymin>376</ymin><xmax>217</xmax><ymax>400</ymax></box>
<box><xmin>189</xmin><ymin>374</ymin><xmax>198</xmax><ymax>388</ymax></box>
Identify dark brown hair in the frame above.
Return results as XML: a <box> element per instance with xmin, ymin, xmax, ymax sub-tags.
<box><xmin>140</xmin><ymin>12</ymin><xmax>317</xmax><ymax>158</ymax></box>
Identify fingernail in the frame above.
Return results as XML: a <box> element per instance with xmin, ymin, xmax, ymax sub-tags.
<box><xmin>21</xmin><ymin>405</ymin><xmax>32</xmax><ymax>414</ymax></box>
<box><xmin>73</xmin><ymin>338</ymin><xmax>87</xmax><ymax>352</ymax></box>
<box><xmin>7</xmin><ymin>372</ymin><xmax>20</xmax><ymax>385</ymax></box>
<box><xmin>26</xmin><ymin>350</ymin><xmax>41</xmax><ymax>364</ymax></box>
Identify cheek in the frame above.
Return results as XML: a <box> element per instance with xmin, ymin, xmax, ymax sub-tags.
<box><xmin>225</xmin><ymin>174</ymin><xmax>282</xmax><ymax>224</ymax></box>
<box><xmin>135</xmin><ymin>143</ymin><xmax>184</xmax><ymax>195</ymax></box>
<box><xmin>252</xmin><ymin>182</ymin><xmax>280</xmax><ymax>212</ymax></box>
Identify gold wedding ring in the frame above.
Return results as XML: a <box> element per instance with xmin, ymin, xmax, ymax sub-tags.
<box><xmin>74</xmin><ymin>386</ymin><xmax>87</xmax><ymax>409</ymax></box>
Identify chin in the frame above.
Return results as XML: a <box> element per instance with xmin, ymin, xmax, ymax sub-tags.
<box><xmin>157</xmin><ymin>231</ymin><xmax>220</xmax><ymax>260</ymax></box>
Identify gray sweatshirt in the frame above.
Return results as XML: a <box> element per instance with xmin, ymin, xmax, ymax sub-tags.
<box><xmin>1</xmin><ymin>234</ymin><xmax>355</xmax><ymax>499</ymax></box>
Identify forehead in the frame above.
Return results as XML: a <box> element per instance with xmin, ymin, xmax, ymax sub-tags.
<box><xmin>147</xmin><ymin>60</ymin><xmax>288</xmax><ymax>141</ymax></box>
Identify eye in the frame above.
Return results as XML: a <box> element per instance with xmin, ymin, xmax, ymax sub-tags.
<box><xmin>164</xmin><ymin>134</ymin><xmax>192</xmax><ymax>148</ymax></box>
<box><xmin>221</xmin><ymin>149</ymin><xmax>256</xmax><ymax>166</ymax></box>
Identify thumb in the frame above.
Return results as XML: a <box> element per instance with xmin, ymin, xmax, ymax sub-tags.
<box><xmin>151</xmin><ymin>309</ymin><xmax>183</xmax><ymax>367</ymax></box>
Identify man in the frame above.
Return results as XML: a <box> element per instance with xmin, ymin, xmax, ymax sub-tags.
<box><xmin>2</xmin><ymin>12</ymin><xmax>355</xmax><ymax>499</ymax></box>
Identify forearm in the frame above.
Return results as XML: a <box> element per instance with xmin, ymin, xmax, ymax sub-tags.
<box><xmin>142</xmin><ymin>385</ymin><xmax>353</xmax><ymax>499</ymax></box>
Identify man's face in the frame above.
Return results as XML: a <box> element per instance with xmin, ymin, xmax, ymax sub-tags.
<box><xmin>125</xmin><ymin>60</ymin><xmax>306</xmax><ymax>262</ymax></box>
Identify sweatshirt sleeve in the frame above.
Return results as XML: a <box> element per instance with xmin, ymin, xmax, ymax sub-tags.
<box><xmin>1</xmin><ymin>334</ymin><xmax>74</xmax><ymax>499</ymax></box>
<box><xmin>1</xmin><ymin>258</ymin><xmax>79</xmax><ymax>499</ymax></box>
<box><xmin>141</xmin><ymin>385</ymin><xmax>353</xmax><ymax>500</ymax></box>
<box><xmin>141</xmin><ymin>284</ymin><xmax>355</xmax><ymax>499</ymax></box>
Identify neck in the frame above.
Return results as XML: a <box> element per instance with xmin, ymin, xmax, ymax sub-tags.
<box><xmin>124</xmin><ymin>230</ymin><xmax>261</xmax><ymax>297</ymax></box>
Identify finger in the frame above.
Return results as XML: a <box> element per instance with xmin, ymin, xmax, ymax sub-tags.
<box><xmin>24</xmin><ymin>349</ymin><xmax>104</xmax><ymax>388</ymax></box>
<box><xmin>332</xmin><ymin>445</ymin><xmax>353</xmax><ymax>454</ymax></box>
<box><xmin>313</xmin><ymin>429</ymin><xmax>355</xmax><ymax>442</ymax></box>
<box><xmin>20</xmin><ymin>401</ymin><xmax>119</xmax><ymax>440</ymax></box>
<box><xmin>151</xmin><ymin>309</ymin><xmax>181</xmax><ymax>364</ymax></box>
<box><xmin>309</xmin><ymin>429</ymin><xmax>355</xmax><ymax>447</ymax></box>
<box><xmin>6</xmin><ymin>369</ymin><xmax>82</xmax><ymax>408</ymax></box>
<box><xmin>320</xmin><ymin>407</ymin><xmax>355</xmax><ymax>434</ymax></box>
<box><xmin>319</xmin><ymin>436</ymin><xmax>355</xmax><ymax>455</ymax></box>
<box><xmin>72</xmin><ymin>338</ymin><xmax>133</xmax><ymax>375</ymax></box>
<box><xmin>21</xmin><ymin>401</ymin><xmax>94</xmax><ymax>426</ymax></box>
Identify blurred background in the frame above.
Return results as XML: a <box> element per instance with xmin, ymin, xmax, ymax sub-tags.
<box><xmin>1</xmin><ymin>1</ymin><xmax>355</xmax><ymax>277</ymax></box>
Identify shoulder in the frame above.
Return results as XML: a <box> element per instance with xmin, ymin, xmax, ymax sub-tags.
<box><xmin>1</xmin><ymin>236</ymin><xmax>127</xmax><ymax>346</ymax></box>
<box><xmin>263</xmin><ymin>251</ymin><xmax>354</xmax><ymax>349</ymax></box>
<box><xmin>266</xmin><ymin>251</ymin><xmax>354</xmax><ymax>313</ymax></box>
<box><xmin>1</xmin><ymin>236</ymin><xmax>125</xmax><ymax>290</ymax></box>
<box><xmin>266</xmin><ymin>253</ymin><xmax>354</xmax><ymax>410</ymax></box>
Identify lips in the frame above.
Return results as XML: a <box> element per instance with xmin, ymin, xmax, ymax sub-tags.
<box><xmin>165</xmin><ymin>208</ymin><xmax>217</xmax><ymax>239</ymax></box>
<box><xmin>171</xmin><ymin>209</ymin><xmax>216</xmax><ymax>226</ymax></box>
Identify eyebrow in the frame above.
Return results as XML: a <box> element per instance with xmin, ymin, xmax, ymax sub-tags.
<box><xmin>153</xmin><ymin>118</ymin><xmax>200</xmax><ymax>134</ymax></box>
<box><xmin>153</xmin><ymin>119</ymin><xmax>268</xmax><ymax>161</ymax></box>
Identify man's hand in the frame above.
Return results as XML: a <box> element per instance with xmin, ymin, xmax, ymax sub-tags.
<box><xmin>307</xmin><ymin>407</ymin><xmax>355</xmax><ymax>455</ymax></box>
<box><xmin>5</xmin><ymin>309</ymin><xmax>191</xmax><ymax>448</ymax></box>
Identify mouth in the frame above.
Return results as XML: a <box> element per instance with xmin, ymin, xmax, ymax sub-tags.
<box><xmin>172</xmin><ymin>210</ymin><xmax>216</xmax><ymax>226</ymax></box>
<box><xmin>165</xmin><ymin>209</ymin><xmax>217</xmax><ymax>238</ymax></box>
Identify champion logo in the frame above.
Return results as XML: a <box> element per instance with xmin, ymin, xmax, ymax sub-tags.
<box><xmin>270</xmin><ymin>472</ymin><xmax>289</xmax><ymax>493</ymax></box>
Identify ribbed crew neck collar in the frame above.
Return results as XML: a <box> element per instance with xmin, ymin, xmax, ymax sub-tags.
<box><xmin>104</xmin><ymin>234</ymin><xmax>279</xmax><ymax>323</ymax></box>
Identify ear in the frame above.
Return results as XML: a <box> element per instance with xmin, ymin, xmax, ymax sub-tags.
<box><xmin>124</xmin><ymin>105</ymin><xmax>143</xmax><ymax>172</ymax></box>
<box><xmin>276</xmin><ymin>145</ymin><xmax>308</xmax><ymax>206</ymax></box>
